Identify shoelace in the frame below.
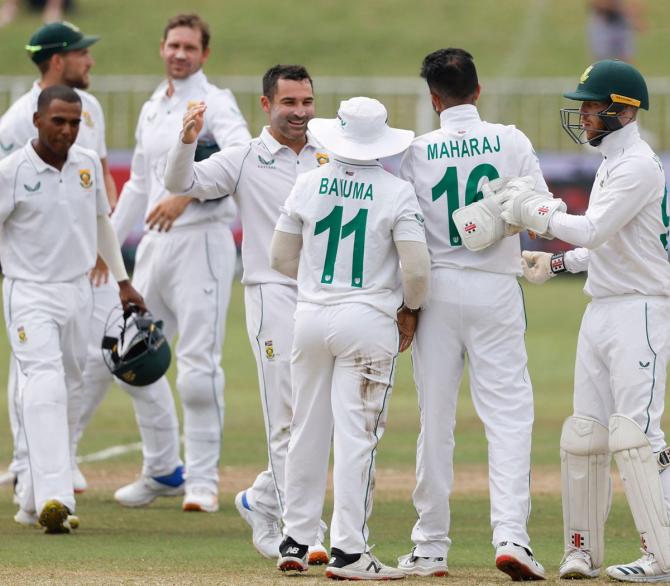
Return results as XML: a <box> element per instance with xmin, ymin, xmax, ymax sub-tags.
<box><xmin>563</xmin><ymin>548</ymin><xmax>591</xmax><ymax>564</ymax></box>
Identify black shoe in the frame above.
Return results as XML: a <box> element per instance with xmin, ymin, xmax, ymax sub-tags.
<box><xmin>328</xmin><ymin>547</ymin><xmax>362</xmax><ymax>568</ymax></box>
<box><xmin>277</xmin><ymin>536</ymin><xmax>309</xmax><ymax>572</ymax></box>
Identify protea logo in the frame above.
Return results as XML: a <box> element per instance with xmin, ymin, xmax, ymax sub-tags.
<box><xmin>580</xmin><ymin>65</ymin><xmax>593</xmax><ymax>84</ymax></box>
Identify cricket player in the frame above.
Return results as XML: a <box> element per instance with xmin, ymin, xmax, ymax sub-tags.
<box><xmin>271</xmin><ymin>96</ymin><xmax>430</xmax><ymax>580</ymax></box>
<box><xmin>0</xmin><ymin>20</ymin><xmax>117</xmax><ymax>496</ymax></box>
<box><xmin>0</xmin><ymin>85</ymin><xmax>144</xmax><ymax>533</ymax></box>
<box><xmin>507</xmin><ymin>60</ymin><xmax>670</xmax><ymax>582</ymax></box>
<box><xmin>395</xmin><ymin>49</ymin><xmax>546</xmax><ymax>580</ymax></box>
<box><xmin>109</xmin><ymin>13</ymin><xmax>251</xmax><ymax>513</ymax></box>
<box><xmin>164</xmin><ymin>64</ymin><xmax>328</xmax><ymax>561</ymax></box>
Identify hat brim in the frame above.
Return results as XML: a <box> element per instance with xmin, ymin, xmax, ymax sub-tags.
<box><xmin>308</xmin><ymin>118</ymin><xmax>414</xmax><ymax>160</ymax></box>
<box><xmin>66</xmin><ymin>35</ymin><xmax>99</xmax><ymax>51</ymax></box>
<box><xmin>563</xmin><ymin>89</ymin><xmax>608</xmax><ymax>102</ymax></box>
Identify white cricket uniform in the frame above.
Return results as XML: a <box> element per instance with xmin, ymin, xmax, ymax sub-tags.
<box><xmin>0</xmin><ymin>80</ymin><xmax>181</xmax><ymax>484</ymax></box>
<box><xmin>276</xmin><ymin>159</ymin><xmax>426</xmax><ymax>553</ymax></box>
<box><xmin>0</xmin><ymin>143</ymin><xmax>108</xmax><ymax>514</ymax></box>
<box><xmin>551</xmin><ymin>122</ymin><xmax>670</xmax><ymax>505</ymax></box>
<box><xmin>165</xmin><ymin>127</ymin><xmax>325</xmax><ymax>517</ymax></box>
<box><xmin>111</xmin><ymin>69</ymin><xmax>251</xmax><ymax>489</ymax></box>
<box><xmin>400</xmin><ymin>105</ymin><xmax>548</xmax><ymax>557</ymax></box>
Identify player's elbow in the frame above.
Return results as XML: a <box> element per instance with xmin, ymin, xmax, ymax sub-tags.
<box><xmin>398</xmin><ymin>241</ymin><xmax>431</xmax><ymax>310</ymax></box>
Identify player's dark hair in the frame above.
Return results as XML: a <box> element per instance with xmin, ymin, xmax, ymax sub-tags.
<box><xmin>163</xmin><ymin>13</ymin><xmax>211</xmax><ymax>51</ymax></box>
<box><xmin>421</xmin><ymin>48</ymin><xmax>478</xmax><ymax>101</ymax></box>
<box><xmin>37</xmin><ymin>85</ymin><xmax>82</xmax><ymax>113</ymax></box>
<box><xmin>262</xmin><ymin>65</ymin><xmax>313</xmax><ymax>101</ymax></box>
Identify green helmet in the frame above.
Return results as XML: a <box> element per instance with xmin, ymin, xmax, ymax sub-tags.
<box><xmin>564</xmin><ymin>59</ymin><xmax>649</xmax><ymax>110</ymax></box>
<box><xmin>102</xmin><ymin>306</ymin><xmax>171</xmax><ymax>387</ymax></box>
<box><xmin>560</xmin><ymin>60</ymin><xmax>649</xmax><ymax>146</ymax></box>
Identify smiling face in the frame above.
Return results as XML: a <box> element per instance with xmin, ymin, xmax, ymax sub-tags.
<box><xmin>34</xmin><ymin>98</ymin><xmax>81</xmax><ymax>159</ymax></box>
<box><xmin>160</xmin><ymin>26</ymin><xmax>209</xmax><ymax>80</ymax></box>
<box><xmin>261</xmin><ymin>78</ymin><xmax>315</xmax><ymax>151</ymax></box>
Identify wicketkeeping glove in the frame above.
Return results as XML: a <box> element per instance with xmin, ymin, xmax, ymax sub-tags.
<box><xmin>500</xmin><ymin>184</ymin><xmax>566</xmax><ymax>236</ymax></box>
<box><xmin>521</xmin><ymin>250</ymin><xmax>567</xmax><ymax>284</ymax></box>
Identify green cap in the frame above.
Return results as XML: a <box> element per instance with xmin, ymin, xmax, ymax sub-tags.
<box><xmin>564</xmin><ymin>59</ymin><xmax>649</xmax><ymax>110</ymax></box>
<box><xmin>26</xmin><ymin>21</ymin><xmax>99</xmax><ymax>64</ymax></box>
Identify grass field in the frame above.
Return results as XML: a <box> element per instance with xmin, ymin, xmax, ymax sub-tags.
<box><xmin>2</xmin><ymin>0</ymin><xmax>670</xmax><ymax>78</ymax></box>
<box><xmin>0</xmin><ymin>276</ymin><xmax>665</xmax><ymax>584</ymax></box>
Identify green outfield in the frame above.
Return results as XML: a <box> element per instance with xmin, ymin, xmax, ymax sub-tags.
<box><xmin>0</xmin><ymin>276</ymin><xmax>663</xmax><ymax>584</ymax></box>
<box><xmin>2</xmin><ymin>0</ymin><xmax>670</xmax><ymax>77</ymax></box>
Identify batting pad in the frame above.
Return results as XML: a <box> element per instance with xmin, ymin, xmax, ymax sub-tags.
<box><xmin>560</xmin><ymin>415</ymin><xmax>610</xmax><ymax>568</ymax></box>
<box><xmin>452</xmin><ymin>198</ymin><xmax>505</xmax><ymax>252</ymax></box>
<box><xmin>610</xmin><ymin>414</ymin><xmax>670</xmax><ymax>571</ymax></box>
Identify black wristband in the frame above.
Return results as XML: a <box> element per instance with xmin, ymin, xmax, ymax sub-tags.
<box><xmin>550</xmin><ymin>252</ymin><xmax>567</xmax><ymax>274</ymax></box>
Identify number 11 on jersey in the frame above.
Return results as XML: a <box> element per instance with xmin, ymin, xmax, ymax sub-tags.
<box><xmin>315</xmin><ymin>205</ymin><xmax>368</xmax><ymax>288</ymax></box>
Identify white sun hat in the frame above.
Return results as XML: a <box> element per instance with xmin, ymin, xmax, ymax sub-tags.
<box><xmin>307</xmin><ymin>97</ymin><xmax>414</xmax><ymax>161</ymax></box>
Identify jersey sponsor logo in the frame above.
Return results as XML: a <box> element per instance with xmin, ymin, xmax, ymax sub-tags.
<box><xmin>318</xmin><ymin>177</ymin><xmax>373</xmax><ymax>200</ymax></box>
<box><xmin>257</xmin><ymin>154</ymin><xmax>276</xmax><ymax>168</ymax></box>
<box><xmin>414</xmin><ymin>212</ymin><xmax>425</xmax><ymax>224</ymax></box>
<box><xmin>639</xmin><ymin>361</ymin><xmax>650</xmax><ymax>368</ymax></box>
<box><xmin>316</xmin><ymin>152</ymin><xmax>330</xmax><ymax>166</ymax></box>
<box><xmin>264</xmin><ymin>340</ymin><xmax>276</xmax><ymax>360</ymax></box>
<box><xmin>17</xmin><ymin>326</ymin><xmax>27</xmax><ymax>344</ymax></box>
<box><xmin>427</xmin><ymin>135</ymin><xmax>500</xmax><ymax>160</ymax></box>
<box><xmin>0</xmin><ymin>139</ymin><xmax>15</xmax><ymax>152</ymax></box>
<box><xmin>24</xmin><ymin>181</ymin><xmax>41</xmax><ymax>193</ymax></box>
<box><xmin>82</xmin><ymin>111</ymin><xmax>94</xmax><ymax>128</ymax></box>
<box><xmin>79</xmin><ymin>169</ymin><xmax>93</xmax><ymax>189</ymax></box>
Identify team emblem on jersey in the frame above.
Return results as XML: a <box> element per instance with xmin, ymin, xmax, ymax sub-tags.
<box><xmin>79</xmin><ymin>169</ymin><xmax>93</xmax><ymax>189</ymax></box>
<box><xmin>82</xmin><ymin>111</ymin><xmax>94</xmax><ymax>128</ymax></box>
<box><xmin>257</xmin><ymin>155</ymin><xmax>276</xmax><ymax>168</ymax></box>
<box><xmin>17</xmin><ymin>326</ymin><xmax>27</xmax><ymax>344</ymax></box>
<box><xmin>264</xmin><ymin>340</ymin><xmax>276</xmax><ymax>361</ymax></box>
<box><xmin>0</xmin><ymin>140</ymin><xmax>14</xmax><ymax>152</ymax></box>
<box><xmin>316</xmin><ymin>152</ymin><xmax>330</xmax><ymax>166</ymax></box>
<box><xmin>24</xmin><ymin>181</ymin><xmax>41</xmax><ymax>193</ymax></box>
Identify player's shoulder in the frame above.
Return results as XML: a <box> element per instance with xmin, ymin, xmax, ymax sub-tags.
<box><xmin>0</xmin><ymin>145</ymin><xmax>32</xmax><ymax>185</ymax></box>
<box><xmin>0</xmin><ymin>89</ymin><xmax>34</xmax><ymax>128</ymax></box>
<box><xmin>70</xmin><ymin>144</ymin><xmax>102</xmax><ymax>166</ymax></box>
<box><xmin>75</xmin><ymin>88</ymin><xmax>103</xmax><ymax>113</ymax></box>
<box><xmin>215</xmin><ymin>140</ymin><xmax>254</xmax><ymax>167</ymax></box>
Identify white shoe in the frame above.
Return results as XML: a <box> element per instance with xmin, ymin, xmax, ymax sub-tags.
<box><xmin>72</xmin><ymin>464</ymin><xmax>87</xmax><ymax>494</ymax></box>
<box><xmin>397</xmin><ymin>547</ymin><xmax>448</xmax><ymax>576</ymax></box>
<box><xmin>14</xmin><ymin>509</ymin><xmax>39</xmax><ymax>527</ymax></box>
<box><xmin>495</xmin><ymin>541</ymin><xmax>546</xmax><ymax>581</ymax></box>
<box><xmin>326</xmin><ymin>549</ymin><xmax>405</xmax><ymax>580</ymax></box>
<box><xmin>559</xmin><ymin>548</ymin><xmax>600</xmax><ymax>579</ymax></box>
<box><xmin>234</xmin><ymin>490</ymin><xmax>282</xmax><ymax>558</ymax></box>
<box><xmin>606</xmin><ymin>550</ymin><xmax>670</xmax><ymax>583</ymax></box>
<box><xmin>309</xmin><ymin>542</ymin><xmax>330</xmax><ymax>566</ymax></box>
<box><xmin>38</xmin><ymin>499</ymin><xmax>79</xmax><ymax>534</ymax></box>
<box><xmin>114</xmin><ymin>465</ymin><xmax>185</xmax><ymax>507</ymax></box>
<box><xmin>183</xmin><ymin>485</ymin><xmax>219</xmax><ymax>513</ymax></box>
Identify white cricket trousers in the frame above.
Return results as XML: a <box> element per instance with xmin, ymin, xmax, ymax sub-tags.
<box><xmin>243</xmin><ymin>283</ymin><xmax>296</xmax><ymax>518</ymax></box>
<box><xmin>283</xmin><ymin>302</ymin><xmax>398</xmax><ymax>553</ymax></box>
<box><xmin>573</xmin><ymin>295</ymin><xmax>670</xmax><ymax>509</ymax></box>
<box><xmin>410</xmin><ymin>268</ymin><xmax>533</xmax><ymax>557</ymax></box>
<box><xmin>132</xmin><ymin>222</ymin><xmax>235</xmax><ymax>490</ymax></box>
<box><xmin>3</xmin><ymin>275</ymin><xmax>92</xmax><ymax>514</ymax></box>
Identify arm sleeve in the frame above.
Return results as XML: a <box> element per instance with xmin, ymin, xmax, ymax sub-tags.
<box><xmin>111</xmin><ymin>111</ymin><xmax>149</xmax><ymax>243</ymax></box>
<box><xmin>270</xmin><ymin>229</ymin><xmax>303</xmax><ymax>279</ymax></box>
<box><xmin>392</xmin><ymin>182</ymin><xmax>427</xmax><ymax>243</ymax></box>
<box><xmin>0</xmin><ymin>103</ymin><xmax>28</xmax><ymax>161</ymax></box>
<box><xmin>97</xmin><ymin>214</ymin><xmax>129</xmax><ymax>281</ymax></box>
<box><xmin>513</xmin><ymin>129</ymin><xmax>550</xmax><ymax>194</ymax></box>
<box><xmin>0</xmin><ymin>167</ymin><xmax>16</xmax><ymax>224</ymax></box>
<box><xmin>398</xmin><ymin>144</ymin><xmax>416</xmax><ymax>184</ymax></box>
<box><xmin>88</xmin><ymin>96</ymin><xmax>108</xmax><ymax>159</ymax></box>
<box><xmin>549</xmin><ymin>157</ymin><xmax>657</xmax><ymax>248</ymax></box>
<box><xmin>164</xmin><ymin>136</ymin><xmax>242</xmax><ymax>200</ymax></box>
<box><xmin>564</xmin><ymin>247</ymin><xmax>590</xmax><ymax>273</ymax></box>
<box><xmin>93</xmin><ymin>154</ymin><xmax>110</xmax><ymax>216</ymax></box>
<box><xmin>276</xmin><ymin>174</ymin><xmax>308</xmax><ymax>233</ymax></box>
<box><xmin>396</xmin><ymin>240</ymin><xmax>430</xmax><ymax>310</ymax></box>
<box><xmin>208</xmin><ymin>89</ymin><xmax>252</xmax><ymax>148</ymax></box>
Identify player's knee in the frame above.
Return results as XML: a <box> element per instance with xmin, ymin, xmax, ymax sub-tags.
<box><xmin>177</xmin><ymin>369</ymin><xmax>223</xmax><ymax>411</ymax></box>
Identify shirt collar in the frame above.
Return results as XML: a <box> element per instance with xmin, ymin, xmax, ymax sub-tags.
<box><xmin>154</xmin><ymin>69</ymin><xmax>208</xmax><ymax>100</ymax></box>
<box><xmin>596</xmin><ymin>121</ymin><xmax>640</xmax><ymax>158</ymax></box>
<box><xmin>25</xmin><ymin>141</ymin><xmax>81</xmax><ymax>173</ymax></box>
<box><xmin>439</xmin><ymin>104</ymin><xmax>481</xmax><ymax>130</ymax></box>
<box><xmin>260</xmin><ymin>126</ymin><xmax>321</xmax><ymax>155</ymax></box>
